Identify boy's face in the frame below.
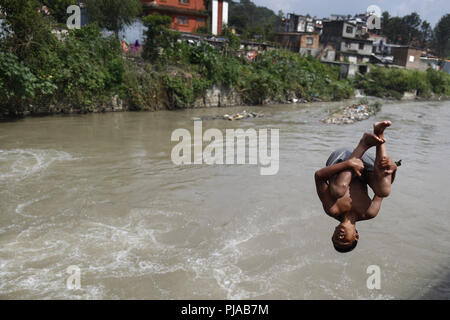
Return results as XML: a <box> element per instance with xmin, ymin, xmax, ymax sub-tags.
<box><xmin>332</xmin><ymin>224</ymin><xmax>359</xmax><ymax>247</ymax></box>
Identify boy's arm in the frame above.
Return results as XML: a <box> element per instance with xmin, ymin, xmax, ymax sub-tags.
<box><xmin>364</xmin><ymin>195</ymin><xmax>383</xmax><ymax>219</ymax></box>
<box><xmin>314</xmin><ymin>160</ymin><xmax>352</xmax><ymax>185</ymax></box>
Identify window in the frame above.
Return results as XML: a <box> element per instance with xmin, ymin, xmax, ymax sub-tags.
<box><xmin>409</xmin><ymin>55</ymin><xmax>415</xmax><ymax>62</ymax></box>
<box><xmin>359</xmin><ymin>43</ymin><xmax>364</xmax><ymax>50</ymax></box>
<box><xmin>345</xmin><ymin>42</ymin><xmax>351</xmax><ymax>48</ymax></box>
<box><xmin>179</xmin><ymin>0</ymin><xmax>190</xmax><ymax>4</ymax></box>
<box><xmin>346</xmin><ymin>26</ymin><xmax>353</xmax><ymax>34</ymax></box>
<box><xmin>306</xmin><ymin>37</ymin><xmax>314</xmax><ymax>45</ymax></box>
<box><xmin>177</xmin><ymin>16</ymin><xmax>189</xmax><ymax>25</ymax></box>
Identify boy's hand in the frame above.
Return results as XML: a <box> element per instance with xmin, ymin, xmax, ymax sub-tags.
<box><xmin>347</xmin><ymin>157</ymin><xmax>364</xmax><ymax>177</ymax></box>
<box><xmin>380</xmin><ymin>156</ymin><xmax>397</xmax><ymax>174</ymax></box>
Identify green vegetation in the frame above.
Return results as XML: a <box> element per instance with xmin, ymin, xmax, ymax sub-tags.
<box><xmin>382</xmin><ymin>11</ymin><xmax>450</xmax><ymax>58</ymax></box>
<box><xmin>0</xmin><ymin>0</ymin><xmax>126</xmax><ymax>116</ymax></box>
<box><xmin>142</xmin><ymin>13</ymin><xmax>181</xmax><ymax>62</ymax></box>
<box><xmin>229</xmin><ymin>0</ymin><xmax>281</xmax><ymax>41</ymax></box>
<box><xmin>85</xmin><ymin>0</ymin><xmax>142</xmax><ymax>36</ymax></box>
<box><xmin>132</xmin><ymin>16</ymin><xmax>354</xmax><ymax>109</ymax></box>
<box><xmin>434</xmin><ymin>14</ymin><xmax>450</xmax><ymax>59</ymax></box>
<box><xmin>354</xmin><ymin>66</ymin><xmax>450</xmax><ymax>99</ymax></box>
<box><xmin>42</xmin><ymin>0</ymin><xmax>78</xmax><ymax>23</ymax></box>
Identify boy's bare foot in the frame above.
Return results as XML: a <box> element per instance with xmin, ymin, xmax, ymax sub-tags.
<box><xmin>373</xmin><ymin>121</ymin><xmax>392</xmax><ymax>139</ymax></box>
<box><xmin>361</xmin><ymin>132</ymin><xmax>385</xmax><ymax>149</ymax></box>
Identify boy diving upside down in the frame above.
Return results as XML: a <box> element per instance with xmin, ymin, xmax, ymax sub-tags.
<box><xmin>314</xmin><ymin>121</ymin><xmax>398</xmax><ymax>253</ymax></box>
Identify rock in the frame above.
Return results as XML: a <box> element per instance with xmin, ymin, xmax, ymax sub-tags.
<box><xmin>111</xmin><ymin>95</ymin><xmax>123</xmax><ymax>111</ymax></box>
<box><xmin>402</xmin><ymin>90</ymin><xmax>417</xmax><ymax>101</ymax></box>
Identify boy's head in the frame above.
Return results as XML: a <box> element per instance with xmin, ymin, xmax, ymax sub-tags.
<box><xmin>332</xmin><ymin>223</ymin><xmax>359</xmax><ymax>253</ymax></box>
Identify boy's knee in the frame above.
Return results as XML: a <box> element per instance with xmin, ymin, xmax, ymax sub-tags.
<box><xmin>376</xmin><ymin>185</ymin><xmax>391</xmax><ymax>198</ymax></box>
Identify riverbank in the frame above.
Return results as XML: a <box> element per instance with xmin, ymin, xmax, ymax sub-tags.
<box><xmin>4</xmin><ymin>91</ymin><xmax>449</xmax><ymax>124</ymax></box>
<box><xmin>2</xmin><ymin>4</ymin><xmax>450</xmax><ymax>120</ymax></box>
<box><xmin>3</xmin><ymin>50</ymin><xmax>449</xmax><ymax>120</ymax></box>
<box><xmin>1</xmin><ymin>21</ymin><xmax>449</xmax><ymax>120</ymax></box>
<box><xmin>6</xmin><ymin>85</ymin><xmax>449</xmax><ymax>120</ymax></box>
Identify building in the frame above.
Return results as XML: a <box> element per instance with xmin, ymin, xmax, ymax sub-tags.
<box><xmin>275</xmin><ymin>13</ymin><xmax>321</xmax><ymax>57</ymax></box>
<box><xmin>391</xmin><ymin>46</ymin><xmax>428</xmax><ymax>70</ymax></box>
<box><xmin>141</xmin><ymin>0</ymin><xmax>228</xmax><ymax>35</ymax></box>
<box><xmin>274</xmin><ymin>32</ymin><xmax>320</xmax><ymax>56</ymax></box>
<box><xmin>320</xmin><ymin>20</ymin><xmax>373</xmax><ymax>64</ymax></box>
<box><xmin>280</xmin><ymin>13</ymin><xmax>318</xmax><ymax>33</ymax></box>
<box><xmin>210</xmin><ymin>0</ymin><xmax>229</xmax><ymax>35</ymax></box>
<box><xmin>369</xmin><ymin>34</ymin><xmax>391</xmax><ymax>55</ymax></box>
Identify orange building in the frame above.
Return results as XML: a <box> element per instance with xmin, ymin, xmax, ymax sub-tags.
<box><xmin>142</xmin><ymin>0</ymin><xmax>228</xmax><ymax>35</ymax></box>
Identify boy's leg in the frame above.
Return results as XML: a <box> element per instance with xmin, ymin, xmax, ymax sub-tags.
<box><xmin>329</xmin><ymin>132</ymin><xmax>384</xmax><ymax>199</ymax></box>
<box><xmin>368</xmin><ymin>121</ymin><xmax>394</xmax><ymax>197</ymax></box>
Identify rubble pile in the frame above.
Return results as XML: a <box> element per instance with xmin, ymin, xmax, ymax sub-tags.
<box><xmin>323</xmin><ymin>104</ymin><xmax>380</xmax><ymax>125</ymax></box>
<box><xmin>223</xmin><ymin>110</ymin><xmax>264</xmax><ymax>121</ymax></box>
<box><xmin>191</xmin><ymin>110</ymin><xmax>265</xmax><ymax>122</ymax></box>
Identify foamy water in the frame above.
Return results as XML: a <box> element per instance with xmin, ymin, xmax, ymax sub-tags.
<box><xmin>0</xmin><ymin>100</ymin><xmax>449</xmax><ymax>299</ymax></box>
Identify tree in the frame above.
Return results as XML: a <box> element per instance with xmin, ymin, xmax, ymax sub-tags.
<box><xmin>85</xmin><ymin>0</ymin><xmax>142</xmax><ymax>36</ymax></box>
<box><xmin>383</xmin><ymin>17</ymin><xmax>407</xmax><ymax>44</ymax></box>
<box><xmin>381</xmin><ymin>11</ymin><xmax>390</xmax><ymax>29</ymax></box>
<box><xmin>420</xmin><ymin>20</ymin><xmax>433</xmax><ymax>46</ymax></box>
<box><xmin>228</xmin><ymin>0</ymin><xmax>281</xmax><ymax>39</ymax></box>
<box><xmin>382</xmin><ymin>12</ymin><xmax>427</xmax><ymax>47</ymax></box>
<box><xmin>0</xmin><ymin>1</ymin><xmax>57</xmax><ymax>116</ymax></box>
<box><xmin>434</xmin><ymin>14</ymin><xmax>450</xmax><ymax>58</ymax></box>
<box><xmin>0</xmin><ymin>0</ymin><xmax>56</xmax><ymax>64</ymax></box>
<box><xmin>221</xmin><ymin>25</ymin><xmax>240</xmax><ymax>52</ymax></box>
<box><xmin>42</xmin><ymin>0</ymin><xmax>78</xmax><ymax>24</ymax></box>
<box><xmin>142</xmin><ymin>13</ymin><xmax>180</xmax><ymax>62</ymax></box>
<box><xmin>402</xmin><ymin>12</ymin><xmax>421</xmax><ymax>45</ymax></box>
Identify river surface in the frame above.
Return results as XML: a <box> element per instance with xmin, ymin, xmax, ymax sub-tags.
<box><xmin>0</xmin><ymin>99</ymin><xmax>449</xmax><ymax>299</ymax></box>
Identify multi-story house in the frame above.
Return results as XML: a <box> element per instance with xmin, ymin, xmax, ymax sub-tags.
<box><xmin>141</xmin><ymin>0</ymin><xmax>228</xmax><ymax>35</ymax></box>
<box><xmin>320</xmin><ymin>20</ymin><xmax>373</xmax><ymax>64</ymax></box>
<box><xmin>274</xmin><ymin>13</ymin><xmax>321</xmax><ymax>57</ymax></box>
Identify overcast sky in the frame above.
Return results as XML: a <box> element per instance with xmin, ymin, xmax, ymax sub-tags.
<box><xmin>250</xmin><ymin>0</ymin><xmax>449</xmax><ymax>27</ymax></box>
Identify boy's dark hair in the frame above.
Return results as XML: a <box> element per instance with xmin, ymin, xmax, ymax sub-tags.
<box><xmin>332</xmin><ymin>229</ymin><xmax>358</xmax><ymax>253</ymax></box>
<box><xmin>333</xmin><ymin>240</ymin><xmax>358</xmax><ymax>253</ymax></box>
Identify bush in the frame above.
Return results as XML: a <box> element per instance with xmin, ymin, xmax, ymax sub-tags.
<box><xmin>142</xmin><ymin>13</ymin><xmax>181</xmax><ymax>63</ymax></box>
<box><xmin>238</xmin><ymin>50</ymin><xmax>353</xmax><ymax>103</ymax></box>
<box><xmin>162</xmin><ymin>74</ymin><xmax>195</xmax><ymax>108</ymax></box>
<box><xmin>426</xmin><ymin>68</ymin><xmax>450</xmax><ymax>95</ymax></box>
<box><xmin>0</xmin><ymin>51</ymin><xmax>56</xmax><ymax>116</ymax></box>
<box><xmin>354</xmin><ymin>66</ymin><xmax>450</xmax><ymax>99</ymax></box>
<box><xmin>49</xmin><ymin>25</ymin><xmax>124</xmax><ymax>108</ymax></box>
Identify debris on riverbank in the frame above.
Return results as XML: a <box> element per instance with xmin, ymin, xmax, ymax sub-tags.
<box><xmin>322</xmin><ymin>102</ymin><xmax>381</xmax><ymax>124</ymax></box>
<box><xmin>223</xmin><ymin>110</ymin><xmax>264</xmax><ymax>121</ymax></box>
<box><xmin>192</xmin><ymin>110</ymin><xmax>264</xmax><ymax>122</ymax></box>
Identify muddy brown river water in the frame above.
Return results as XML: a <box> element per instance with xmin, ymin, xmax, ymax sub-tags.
<box><xmin>0</xmin><ymin>99</ymin><xmax>449</xmax><ymax>299</ymax></box>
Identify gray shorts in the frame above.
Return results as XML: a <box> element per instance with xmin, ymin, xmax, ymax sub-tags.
<box><xmin>326</xmin><ymin>148</ymin><xmax>375</xmax><ymax>182</ymax></box>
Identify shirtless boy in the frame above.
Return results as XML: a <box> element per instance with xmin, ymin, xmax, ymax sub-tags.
<box><xmin>314</xmin><ymin>121</ymin><xmax>398</xmax><ymax>253</ymax></box>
